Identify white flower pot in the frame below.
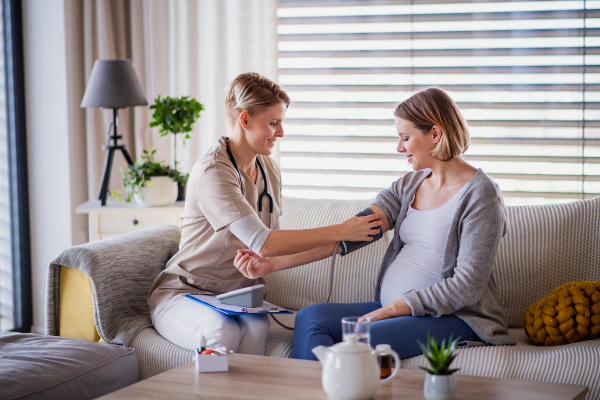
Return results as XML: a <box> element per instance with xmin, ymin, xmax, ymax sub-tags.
<box><xmin>134</xmin><ymin>176</ymin><xmax>178</xmax><ymax>206</ymax></box>
<box><xmin>424</xmin><ymin>373</ymin><xmax>457</xmax><ymax>400</ymax></box>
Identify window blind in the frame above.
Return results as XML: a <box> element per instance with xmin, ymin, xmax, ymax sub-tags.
<box><xmin>277</xmin><ymin>0</ymin><xmax>600</xmax><ymax>205</ymax></box>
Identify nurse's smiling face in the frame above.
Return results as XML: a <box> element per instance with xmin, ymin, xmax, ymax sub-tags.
<box><xmin>244</xmin><ymin>102</ymin><xmax>286</xmax><ymax>156</ymax></box>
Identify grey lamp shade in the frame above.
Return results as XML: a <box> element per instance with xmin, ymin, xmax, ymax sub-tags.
<box><xmin>81</xmin><ymin>60</ymin><xmax>148</xmax><ymax>108</ymax></box>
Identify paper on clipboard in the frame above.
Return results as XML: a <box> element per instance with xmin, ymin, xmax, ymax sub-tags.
<box><xmin>185</xmin><ymin>294</ymin><xmax>293</xmax><ymax>316</ymax></box>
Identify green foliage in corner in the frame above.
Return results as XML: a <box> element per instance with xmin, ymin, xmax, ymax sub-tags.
<box><xmin>418</xmin><ymin>332</ymin><xmax>461</xmax><ymax>375</ymax></box>
<box><xmin>114</xmin><ymin>149</ymin><xmax>189</xmax><ymax>203</ymax></box>
<box><xmin>149</xmin><ymin>95</ymin><xmax>204</xmax><ymax>143</ymax></box>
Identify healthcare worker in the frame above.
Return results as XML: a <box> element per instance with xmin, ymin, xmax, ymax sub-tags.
<box><xmin>148</xmin><ymin>72</ymin><xmax>382</xmax><ymax>355</ymax></box>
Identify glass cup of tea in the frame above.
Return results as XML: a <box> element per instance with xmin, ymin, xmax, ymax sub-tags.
<box><xmin>341</xmin><ymin>316</ymin><xmax>371</xmax><ymax>347</ymax></box>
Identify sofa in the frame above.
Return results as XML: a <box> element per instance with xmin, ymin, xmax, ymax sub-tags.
<box><xmin>47</xmin><ymin>196</ymin><xmax>600</xmax><ymax>399</ymax></box>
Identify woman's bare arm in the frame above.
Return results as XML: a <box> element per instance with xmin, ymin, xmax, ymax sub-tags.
<box><xmin>236</xmin><ymin>242</ymin><xmax>341</xmax><ymax>279</ymax></box>
<box><xmin>237</xmin><ymin>204</ymin><xmax>392</xmax><ymax>277</ymax></box>
<box><xmin>258</xmin><ymin>213</ymin><xmax>382</xmax><ymax>258</ymax></box>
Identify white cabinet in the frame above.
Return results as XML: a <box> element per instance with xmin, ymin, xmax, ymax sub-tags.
<box><xmin>76</xmin><ymin>200</ymin><xmax>184</xmax><ymax>241</ymax></box>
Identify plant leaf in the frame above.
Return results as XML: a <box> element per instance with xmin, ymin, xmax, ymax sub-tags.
<box><xmin>419</xmin><ymin>331</ymin><xmax>461</xmax><ymax>374</ymax></box>
<box><xmin>148</xmin><ymin>95</ymin><xmax>204</xmax><ymax>144</ymax></box>
<box><xmin>419</xmin><ymin>366</ymin><xmax>436</xmax><ymax>374</ymax></box>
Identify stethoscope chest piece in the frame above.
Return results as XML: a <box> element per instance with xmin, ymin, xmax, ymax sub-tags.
<box><xmin>225</xmin><ymin>139</ymin><xmax>274</xmax><ymax>223</ymax></box>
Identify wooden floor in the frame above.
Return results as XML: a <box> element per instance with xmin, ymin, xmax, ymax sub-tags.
<box><xmin>100</xmin><ymin>354</ymin><xmax>588</xmax><ymax>400</ymax></box>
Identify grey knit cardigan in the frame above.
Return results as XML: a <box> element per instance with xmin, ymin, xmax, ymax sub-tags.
<box><xmin>372</xmin><ymin>168</ymin><xmax>516</xmax><ymax>346</ymax></box>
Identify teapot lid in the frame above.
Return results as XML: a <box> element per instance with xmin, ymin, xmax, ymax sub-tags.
<box><xmin>375</xmin><ymin>344</ymin><xmax>391</xmax><ymax>352</ymax></box>
<box><xmin>330</xmin><ymin>334</ymin><xmax>372</xmax><ymax>354</ymax></box>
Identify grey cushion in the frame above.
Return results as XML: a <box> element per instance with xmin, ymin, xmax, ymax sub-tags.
<box><xmin>0</xmin><ymin>333</ymin><xmax>139</xmax><ymax>400</ymax></box>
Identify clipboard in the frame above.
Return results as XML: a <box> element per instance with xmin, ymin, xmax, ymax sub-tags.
<box><xmin>185</xmin><ymin>294</ymin><xmax>293</xmax><ymax>316</ymax></box>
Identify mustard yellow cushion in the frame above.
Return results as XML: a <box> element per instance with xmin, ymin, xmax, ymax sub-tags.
<box><xmin>59</xmin><ymin>266</ymin><xmax>101</xmax><ymax>342</ymax></box>
<box><xmin>524</xmin><ymin>281</ymin><xmax>600</xmax><ymax>346</ymax></box>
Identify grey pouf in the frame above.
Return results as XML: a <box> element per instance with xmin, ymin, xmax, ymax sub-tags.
<box><xmin>0</xmin><ymin>333</ymin><xmax>139</xmax><ymax>400</ymax></box>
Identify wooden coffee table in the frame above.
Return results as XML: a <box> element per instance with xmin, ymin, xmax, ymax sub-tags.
<box><xmin>100</xmin><ymin>354</ymin><xmax>588</xmax><ymax>400</ymax></box>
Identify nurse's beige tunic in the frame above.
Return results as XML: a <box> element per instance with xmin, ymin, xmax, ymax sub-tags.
<box><xmin>148</xmin><ymin>136</ymin><xmax>282</xmax><ymax>312</ymax></box>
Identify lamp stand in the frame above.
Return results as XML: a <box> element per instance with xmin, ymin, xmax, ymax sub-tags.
<box><xmin>98</xmin><ymin>108</ymin><xmax>134</xmax><ymax>206</ymax></box>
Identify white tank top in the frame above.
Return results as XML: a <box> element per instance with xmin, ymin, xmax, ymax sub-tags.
<box><xmin>379</xmin><ymin>183</ymin><xmax>468</xmax><ymax>307</ymax></box>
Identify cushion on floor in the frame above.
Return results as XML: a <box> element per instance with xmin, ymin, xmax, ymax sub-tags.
<box><xmin>0</xmin><ymin>332</ymin><xmax>139</xmax><ymax>400</ymax></box>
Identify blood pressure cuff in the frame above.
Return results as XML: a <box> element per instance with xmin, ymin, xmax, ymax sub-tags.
<box><xmin>340</xmin><ymin>207</ymin><xmax>383</xmax><ymax>257</ymax></box>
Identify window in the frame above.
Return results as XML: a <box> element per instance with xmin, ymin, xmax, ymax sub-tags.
<box><xmin>1</xmin><ymin>0</ymin><xmax>31</xmax><ymax>332</ymax></box>
<box><xmin>0</xmin><ymin>1</ymin><xmax>9</xmax><ymax>330</ymax></box>
<box><xmin>277</xmin><ymin>0</ymin><xmax>600</xmax><ymax>205</ymax></box>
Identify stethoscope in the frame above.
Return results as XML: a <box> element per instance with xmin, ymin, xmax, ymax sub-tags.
<box><xmin>225</xmin><ymin>139</ymin><xmax>274</xmax><ymax>215</ymax></box>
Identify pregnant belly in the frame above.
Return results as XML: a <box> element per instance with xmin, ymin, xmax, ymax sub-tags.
<box><xmin>379</xmin><ymin>244</ymin><xmax>441</xmax><ymax>307</ymax></box>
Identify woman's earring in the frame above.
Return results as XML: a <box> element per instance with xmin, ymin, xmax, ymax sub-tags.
<box><xmin>243</xmin><ymin>127</ymin><xmax>247</xmax><ymax>131</ymax></box>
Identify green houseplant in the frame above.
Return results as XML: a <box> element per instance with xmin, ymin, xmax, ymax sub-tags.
<box><xmin>418</xmin><ymin>332</ymin><xmax>461</xmax><ymax>400</ymax></box>
<box><xmin>115</xmin><ymin>149</ymin><xmax>188</xmax><ymax>205</ymax></box>
<box><xmin>149</xmin><ymin>95</ymin><xmax>203</xmax><ymax>201</ymax></box>
<box><xmin>149</xmin><ymin>95</ymin><xmax>203</xmax><ymax>165</ymax></box>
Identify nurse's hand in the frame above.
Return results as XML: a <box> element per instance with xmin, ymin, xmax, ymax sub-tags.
<box><xmin>339</xmin><ymin>214</ymin><xmax>383</xmax><ymax>242</ymax></box>
<box><xmin>234</xmin><ymin>249</ymin><xmax>273</xmax><ymax>279</ymax></box>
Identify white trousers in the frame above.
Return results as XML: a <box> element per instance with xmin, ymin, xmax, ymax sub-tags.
<box><xmin>150</xmin><ymin>293</ymin><xmax>270</xmax><ymax>355</ymax></box>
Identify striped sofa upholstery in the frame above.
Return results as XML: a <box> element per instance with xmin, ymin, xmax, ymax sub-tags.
<box><xmin>47</xmin><ymin>197</ymin><xmax>600</xmax><ymax>399</ymax></box>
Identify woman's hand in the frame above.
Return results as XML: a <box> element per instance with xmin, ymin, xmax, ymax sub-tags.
<box><xmin>339</xmin><ymin>214</ymin><xmax>383</xmax><ymax>242</ymax></box>
<box><xmin>234</xmin><ymin>249</ymin><xmax>274</xmax><ymax>279</ymax></box>
<box><xmin>357</xmin><ymin>299</ymin><xmax>412</xmax><ymax>324</ymax></box>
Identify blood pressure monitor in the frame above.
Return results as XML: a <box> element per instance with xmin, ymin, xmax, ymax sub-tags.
<box><xmin>216</xmin><ymin>284</ymin><xmax>265</xmax><ymax>308</ymax></box>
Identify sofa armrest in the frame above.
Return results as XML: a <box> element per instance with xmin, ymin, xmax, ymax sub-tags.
<box><xmin>46</xmin><ymin>225</ymin><xmax>180</xmax><ymax>346</ymax></box>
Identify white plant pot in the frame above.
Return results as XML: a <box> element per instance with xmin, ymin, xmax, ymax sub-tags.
<box><xmin>134</xmin><ymin>176</ymin><xmax>178</xmax><ymax>206</ymax></box>
<box><xmin>423</xmin><ymin>373</ymin><xmax>457</xmax><ymax>400</ymax></box>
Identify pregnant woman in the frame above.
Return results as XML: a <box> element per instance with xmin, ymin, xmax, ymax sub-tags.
<box><xmin>234</xmin><ymin>87</ymin><xmax>516</xmax><ymax>359</ymax></box>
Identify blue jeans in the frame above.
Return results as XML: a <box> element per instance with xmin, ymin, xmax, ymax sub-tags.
<box><xmin>291</xmin><ymin>302</ymin><xmax>480</xmax><ymax>360</ymax></box>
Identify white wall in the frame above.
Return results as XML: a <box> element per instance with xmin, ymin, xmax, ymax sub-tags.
<box><xmin>22</xmin><ymin>0</ymin><xmax>87</xmax><ymax>334</ymax></box>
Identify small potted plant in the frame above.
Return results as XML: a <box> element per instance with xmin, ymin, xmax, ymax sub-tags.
<box><xmin>115</xmin><ymin>149</ymin><xmax>188</xmax><ymax>206</ymax></box>
<box><xmin>418</xmin><ymin>332</ymin><xmax>461</xmax><ymax>400</ymax></box>
<box><xmin>149</xmin><ymin>95</ymin><xmax>203</xmax><ymax>200</ymax></box>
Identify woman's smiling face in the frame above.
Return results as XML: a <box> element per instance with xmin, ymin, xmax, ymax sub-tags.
<box><xmin>244</xmin><ymin>102</ymin><xmax>286</xmax><ymax>156</ymax></box>
<box><xmin>395</xmin><ymin>117</ymin><xmax>437</xmax><ymax>171</ymax></box>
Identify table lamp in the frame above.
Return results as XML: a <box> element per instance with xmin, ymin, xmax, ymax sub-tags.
<box><xmin>81</xmin><ymin>59</ymin><xmax>148</xmax><ymax>206</ymax></box>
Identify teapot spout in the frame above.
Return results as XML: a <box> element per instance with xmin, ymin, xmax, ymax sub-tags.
<box><xmin>311</xmin><ymin>345</ymin><xmax>328</xmax><ymax>363</ymax></box>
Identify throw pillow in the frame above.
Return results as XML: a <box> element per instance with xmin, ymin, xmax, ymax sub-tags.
<box><xmin>524</xmin><ymin>281</ymin><xmax>600</xmax><ymax>346</ymax></box>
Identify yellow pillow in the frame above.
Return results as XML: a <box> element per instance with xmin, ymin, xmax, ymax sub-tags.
<box><xmin>59</xmin><ymin>266</ymin><xmax>101</xmax><ymax>342</ymax></box>
<box><xmin>525</xmin><ymin>281</ymin><xmax>600</xmax><ymax>346</ymax></box>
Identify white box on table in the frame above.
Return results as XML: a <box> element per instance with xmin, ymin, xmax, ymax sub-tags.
<box><xmin>195</xmin><ymin>350</ymin><xmax>228</xmax><ymax>372</ymax></box>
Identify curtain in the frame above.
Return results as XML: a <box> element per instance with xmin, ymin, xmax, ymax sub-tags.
<box><xmin>81</xmin><ymin>0</ymin><xmax>278</xmax><ymax>200</ymax></box>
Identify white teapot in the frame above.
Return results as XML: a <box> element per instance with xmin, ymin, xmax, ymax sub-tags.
<box><xmin>312</xmin><ymin>334</ymin><xmax>400</xmax><ymax>400</ymax></box>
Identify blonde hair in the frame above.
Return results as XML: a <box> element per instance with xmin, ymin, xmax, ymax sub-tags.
<box><xmin>394</xmin><ymin>87</ymin><xmax>470</xmax><ymax>161</ymax></box>
<box><xmin>224</xmin><ymin>72</ymin><xmax>291</xmax><ymax>127</ymax></box>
